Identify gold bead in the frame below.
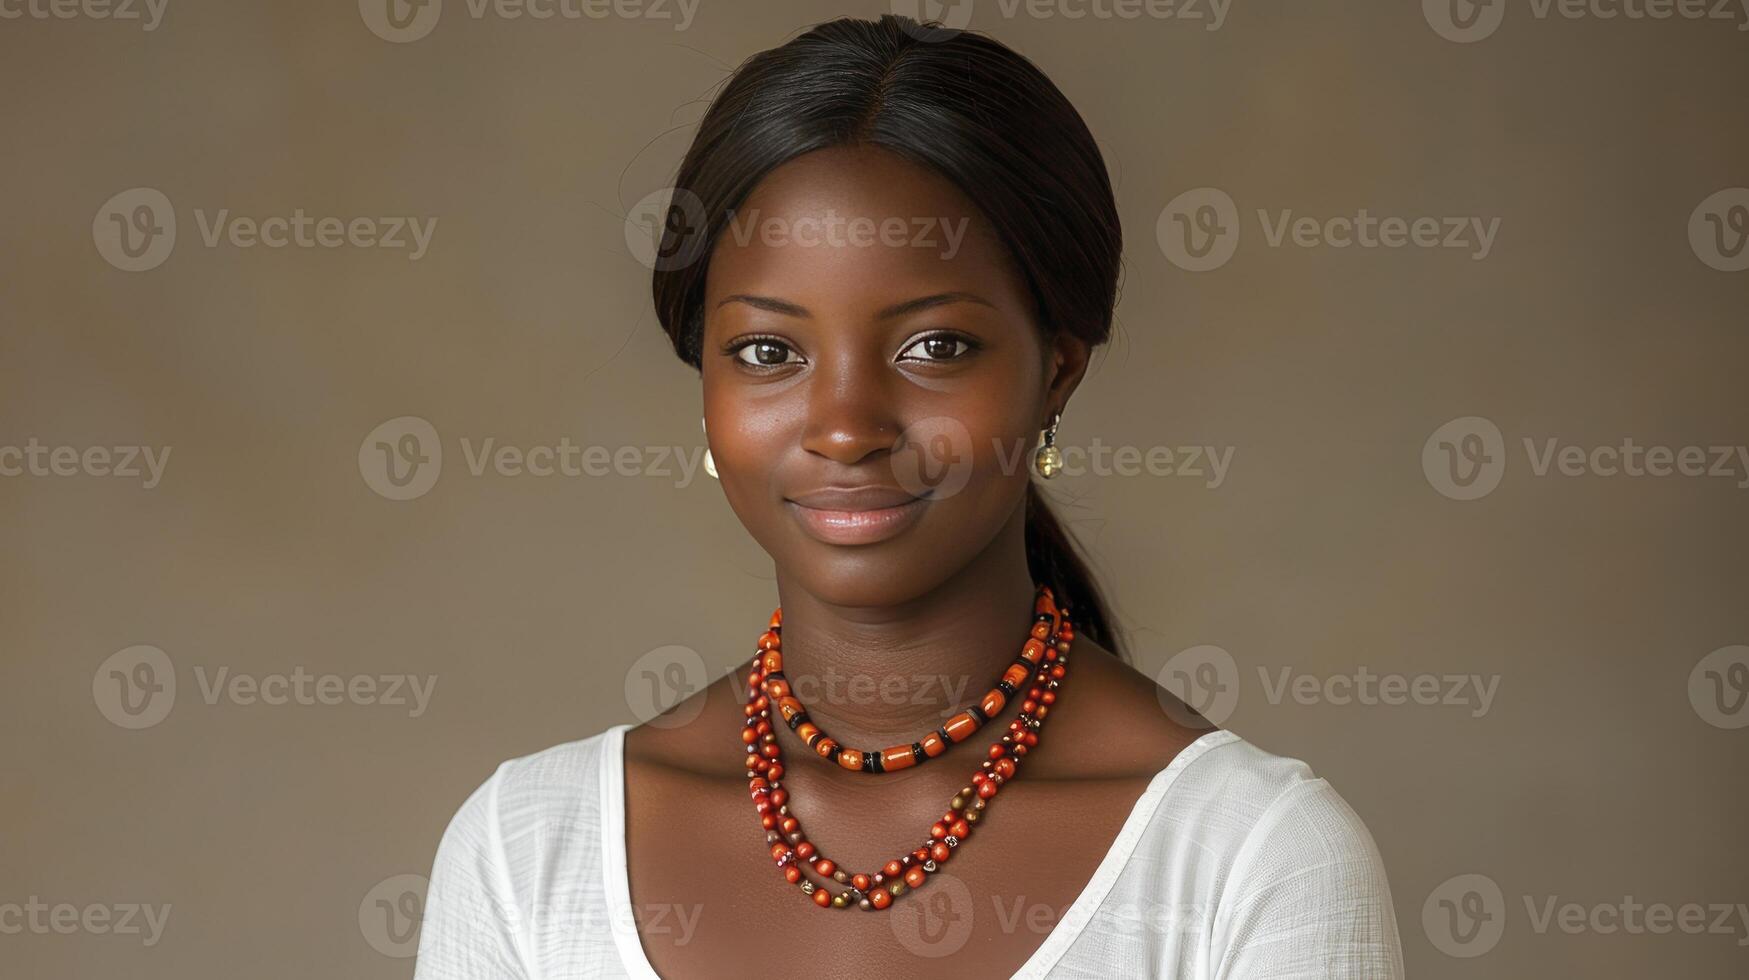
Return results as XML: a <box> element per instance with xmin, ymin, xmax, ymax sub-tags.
<box><xmin>1034</xmin><ymin>445</ymin><xmax>1063</xmax><ymax>478</ymax></box>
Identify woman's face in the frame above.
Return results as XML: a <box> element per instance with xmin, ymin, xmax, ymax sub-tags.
<box><xmin>700</xmin><ymin>145</ymin><xmax>1087</xmax><ymax>607</ymax></box>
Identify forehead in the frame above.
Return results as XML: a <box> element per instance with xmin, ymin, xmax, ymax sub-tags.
<box><xmin>702</xmin><ymin>145</ymin><xmax>1023</xmax><ymax>310</ymax></box>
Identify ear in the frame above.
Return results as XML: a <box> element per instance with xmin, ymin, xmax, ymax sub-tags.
<box><xmin>1042</xmin><ymin>330</ymin><xmax>1092</xmax><ymax>421</ymax></box>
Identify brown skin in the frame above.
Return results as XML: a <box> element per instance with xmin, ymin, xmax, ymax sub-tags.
<box><xmin>622</xmin><ymin>146</ymin><xmax>1210</xmax><ymax>978</ymax></box>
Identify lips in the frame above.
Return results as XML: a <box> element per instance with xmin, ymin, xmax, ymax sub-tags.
<box><xmin>784</xmin><ymin>485</ymin><xmax>931</xmax><ymax>545</ymax></box>
<box><xmin>786</xmin><ymin>486</ymin><xmax>924</xmax><ymax>510</ymax></box>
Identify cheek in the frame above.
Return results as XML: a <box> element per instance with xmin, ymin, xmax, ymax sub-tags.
<box><xmin>901</xmin><ymin>404</ymin><xmax>1036</xmax><ymax>519</ymax></box>
<box><xmin>702</xmin><ymin>385</ymin><xmax>791</xmax><ymax>513</ymax></box>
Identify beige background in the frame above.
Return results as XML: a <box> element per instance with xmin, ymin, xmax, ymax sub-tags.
<box><xmin>3</xmin><ymin>1</ymin><xmax>1746</xmax><ymax>977</ymax></box>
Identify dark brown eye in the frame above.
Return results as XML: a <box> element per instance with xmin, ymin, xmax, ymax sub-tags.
<box><xmin>734</xmin><ymin>339</ymin><xmax>801</xmax><ymax>367</ymax></box>
<box><xmin>899</xmin><ymin>333</ymin><xmax>974</xmax><ymax>362</ymax></box>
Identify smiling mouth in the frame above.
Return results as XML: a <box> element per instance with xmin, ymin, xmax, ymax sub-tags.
<box><xmin>783</xmin><ymin>487</ymin><xmax>931</xmax><ymax>546</ymax></box>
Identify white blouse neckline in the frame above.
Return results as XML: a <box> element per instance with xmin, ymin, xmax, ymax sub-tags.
<box><xmin>596</xmin><ymin>720</ymin><xmax>1239</xmax><ymax>978</ymax></box>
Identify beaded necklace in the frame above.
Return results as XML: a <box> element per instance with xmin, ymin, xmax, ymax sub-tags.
<box><xmin>741</xmin><ymin>584</ymin><xmax>1073</xmax><ymax>910</ymax></box>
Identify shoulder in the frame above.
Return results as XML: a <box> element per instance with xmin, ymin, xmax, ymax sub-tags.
<box><xmin>1151</xmin><ymin>731</ymin><xmax>1405</xmax><ymax>978</ymax></box>
<box><xmin>416</xmin><ymin>726</ymin><xmax>626</xmax><ymax>978</ymax></box>
<box><xmin>428</xmin><ymin>724</ymin><xmax>625</xmax><ymax>881</ymax></box>
<box><xmin>450</xmin><ymin>723</ymin><xmax>621</xmax><ymax>816</ymax></box>
<box><xmin>1154</xmin><ymin>730</ymin><xmax>1393</xmax><ymax>884</ymax></box>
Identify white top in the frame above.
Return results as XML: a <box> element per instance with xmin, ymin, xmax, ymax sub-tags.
<box><xmin>414</xmin><ymin>722</ymin><xmax>1405</xmax><ymax>979</ymax></box>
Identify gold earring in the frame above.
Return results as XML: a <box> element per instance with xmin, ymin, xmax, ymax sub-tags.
<box><xmin>1033</xmin><ymin>411</ymin><xmax>1063</xmax><ymax>479</ymax></box>
<box><xmin>702</xmin><ymin>417</ymin><xmax>718</xmax><ymax>479</ymax></box>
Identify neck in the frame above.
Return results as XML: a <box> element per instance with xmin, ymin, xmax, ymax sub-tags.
<box><xmin>767</xmin><ymin>511</ymin><xmax>1040</xmax><ymax>758</ymax></box>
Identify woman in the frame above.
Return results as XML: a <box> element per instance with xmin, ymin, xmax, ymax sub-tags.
<box><xmin>415</xmin><ymin>14</ymin><xmax>1404</xmax><ymax>978</ymax></box>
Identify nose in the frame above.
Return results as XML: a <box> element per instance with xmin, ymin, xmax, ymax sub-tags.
<box><xmin>798</xmin><ymin>352</ymin><xmax>904</xmax><ymax>468</ymax></box>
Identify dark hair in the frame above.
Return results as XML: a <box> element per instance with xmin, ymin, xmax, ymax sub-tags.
<box><xmin>650</xmin><ymin>14</ymin><xmax>1128</xmax><ymax>661</ymax></box>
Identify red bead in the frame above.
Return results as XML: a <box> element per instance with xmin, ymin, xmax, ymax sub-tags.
<box><xmin>853</xmin><ymin>873</ymin><xmax>871</xmax><ymax>891</ymax></box>
<box><xmin>930</xmin><ymin>841</ymin><xmax>951</xmax><ymax>863</ymax></box>
<box><xmin>977</xmin><ymin>780</ymin><xmax>999</xmax><ymax>800</ymax></box>
<box><xmin>870</xmin><ymin>889</ymin><xmax>892</xmax><ymax>910</ymax></box>
<box><xmin>813</xmin><ymin>888</ymin><xmax>832</xmax><ymax>907</ymax></box>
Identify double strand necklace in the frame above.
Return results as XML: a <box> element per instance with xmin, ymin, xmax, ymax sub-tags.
<box><xmin>741</xmin><ymin>583</ymin><xmax>1074</xmax><ymax>910</ymax></box>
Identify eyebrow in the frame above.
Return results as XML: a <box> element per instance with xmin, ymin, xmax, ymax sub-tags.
<box><xmin>713</xmin><ymin>291</ymin><xmax>996</xmax><ymax>320</ymax></box>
